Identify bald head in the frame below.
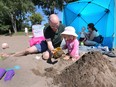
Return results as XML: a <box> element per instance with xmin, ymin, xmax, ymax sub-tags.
<box><xmin>49</xmin><ymin>14</ymin><xmax>59</xmax><ymax>24</ymax></box>
<box><xmin>49</xmin><ymin>14</ymin><xmax>60</xmax><ymax>31</ymax></box>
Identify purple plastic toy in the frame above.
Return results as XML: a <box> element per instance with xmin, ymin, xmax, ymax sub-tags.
<box><xmin>0</xmin><ymin>68</ymin><xmax>6</xmax><ymax>80</ymax></box>
<box><xmin>4</xmin><ymin>69</ymin><xmax>15</xmax><ymax>81</ymax></box>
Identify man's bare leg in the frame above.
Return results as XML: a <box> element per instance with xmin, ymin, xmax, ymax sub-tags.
<box><xmin>10</xmin><ymin>46</ymin><xmax>38</xmax><ymax>57</ymax></box>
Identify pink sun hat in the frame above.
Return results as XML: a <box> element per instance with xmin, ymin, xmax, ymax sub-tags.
<box><xmin>61</xmin><ymin>26</ymin><xmax>78</xmax><ymax>37</ymax></box>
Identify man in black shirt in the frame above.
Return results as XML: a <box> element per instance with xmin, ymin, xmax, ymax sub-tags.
<box><xmin>42</xmin><ymin>14</ymin><xmax>65</xmax><ymax>60</ymax></box>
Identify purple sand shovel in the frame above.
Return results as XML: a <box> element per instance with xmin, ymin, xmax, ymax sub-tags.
<box><xmin>4</xmin><ymin>69</ymin><xmax>15</xmax><ymax>81</ymax></box>
<box><xmin>0</xmin><ymin>68</ymin><xmax>6</xmax><ymax>80</ymax></box>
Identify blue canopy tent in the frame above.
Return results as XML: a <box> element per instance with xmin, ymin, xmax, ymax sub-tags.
<box><xmin>63</xmin><ymin>0</ymin><xmax>116</xmax><ymax>48</ymax></box>
<box><xmin>114</xmin><ymin>0</ymin><xmax>116</xmax><ymax>48</ymax></box>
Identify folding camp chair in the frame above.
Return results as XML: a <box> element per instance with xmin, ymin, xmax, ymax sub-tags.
<box><xmin>29</xmin><ymin>25</ymin><xmax>45</xmax><ymax>47</ymax></box>
<box><xmin>32</xmin><ymin>24</ymin><xmax>45</xmax><ymax>37</ymax></box>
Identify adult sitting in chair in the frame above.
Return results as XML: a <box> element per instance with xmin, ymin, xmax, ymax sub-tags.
<box><xmin>84</xmin><ymin>23</ymin><xmax>103</xmax><ymax>46</ymax></box>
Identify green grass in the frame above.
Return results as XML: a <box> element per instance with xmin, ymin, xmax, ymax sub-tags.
<box><xmin>13</xmin><ymin>31</ymin><xmax>32</xmax><ymax>36</ymax></box>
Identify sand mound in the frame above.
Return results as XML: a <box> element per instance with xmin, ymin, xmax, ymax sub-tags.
<box><xmin>53</xmin><ymin>51</ymin><xmax>116</xmax><ymax>87</ymax></box>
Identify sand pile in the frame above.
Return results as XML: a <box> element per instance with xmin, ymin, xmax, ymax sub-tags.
<box><xmin>53</xmin><ymin>51</ymin><xmax>116</xmax><ymax>87</ymax></box>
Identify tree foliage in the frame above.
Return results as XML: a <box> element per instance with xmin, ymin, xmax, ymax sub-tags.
<box><xmin>0</xmin><ymin>0</ymin><xmax>35</xmax><ymax>33</ymax></box>
<box><xmin>30</xmin><ymin>13</ymin><xmax>43</xmax><ymax>25</ymax></box>
<box><xmin>0</xmin><ymin>0</ymin><xmax>77</xmax><ymax>34</ymax></box>
<box><xmin>32</xmin><ymin>0</ymin><xmax>78</xmax><ymax>16</ymax></box>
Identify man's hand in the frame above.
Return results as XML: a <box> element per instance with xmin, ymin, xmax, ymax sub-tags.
<box><xmin>52</xmin><ymin>47</ymin><xmax>65</xmax><ymax>59</ymax></box>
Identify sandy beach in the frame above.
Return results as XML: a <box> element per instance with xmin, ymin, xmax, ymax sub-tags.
<box><xmin>0</xmin><ymin>35</ymin><xmax>116</xmax><ymax>87</ymax></box>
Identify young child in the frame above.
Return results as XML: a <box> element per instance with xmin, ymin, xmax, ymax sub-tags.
<box><xmin>61</xmin><ymin>26</ymin><xmax>80</xmax><ymax>61</ymax></box>
<box><xmin>79</xmin><ymin>26</ymin><xmax>86</xmax><ymax>42</ymax></box>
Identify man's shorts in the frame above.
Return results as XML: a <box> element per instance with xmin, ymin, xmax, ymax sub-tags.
<box><xmin>35</xmin><ymin>41</ymin><xmax>48</xmax><ymax>52</ymax></box>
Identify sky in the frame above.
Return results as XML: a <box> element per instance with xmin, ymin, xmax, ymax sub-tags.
<box><xmin>35</xmin><ymin>6</ymin><xmax>63</xmax><ymax>25</ymax></box>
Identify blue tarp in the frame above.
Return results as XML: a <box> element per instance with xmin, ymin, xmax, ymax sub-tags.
<box><xmin>63</xmin><ymin>0</ymin><xmax>116</xmax><ymax>48</ymax></box>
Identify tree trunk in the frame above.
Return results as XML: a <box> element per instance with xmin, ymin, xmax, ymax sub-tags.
<box><xmin>8</xmin><ymin>29</ymin><xmax>12</xmax><ymax>36</ymax></box>
<box><xmin>11</xmin><ymin>13</ymin><xmax>17</xmax><ymax>33</ymax></box>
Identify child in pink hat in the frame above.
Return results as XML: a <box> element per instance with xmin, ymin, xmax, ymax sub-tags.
<box><xmin>61</xmin><ymin>26</ymin><xmax>80</xmax><ymax>61</ymax></box>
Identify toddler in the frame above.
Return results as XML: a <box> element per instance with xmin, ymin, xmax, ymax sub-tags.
<box><xmin>79</xmin><ymin>26</ymin><xmax>86</xmax><ymax>42</ymax></box>
<box><xmin>61</xmin><ymin>26</ymin><xmax>79</xmax><ymax>61</ymax></box>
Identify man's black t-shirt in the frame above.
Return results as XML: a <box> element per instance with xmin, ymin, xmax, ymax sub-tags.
<box><xmin>44</xmin><ymin>24</ymin><xmax>65</xmax><ymax>48</ymax></box>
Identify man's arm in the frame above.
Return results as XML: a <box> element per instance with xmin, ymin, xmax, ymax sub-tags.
<box><xmin>46</xmin><ymin>38</ymin><xmax>54</xmax><ymax>52</ymax></box>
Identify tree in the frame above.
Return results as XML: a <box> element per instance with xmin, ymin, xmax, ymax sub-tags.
<box><xmin>0</xmin><ymin>1</ymin><xmax>12</xmax><ymax>34</ymax></box>
<box><xmin>29</xmin><ymin>13</ymin><xmax>43</xmax><ymax>25</ymax></box>
<box><xmin>32</xmin><ymin>0</ymin><xmax>78</xmax><ymax>16</ymax></box>
<box><xmin>0</xmin><ymin>0</ymin><xmax>35</xmax><ymax>33</ymax></box>
<box><xmin>0</xmin><ymin>0</ymin><xmax>77</xmax><ymax>34</ymax></box>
